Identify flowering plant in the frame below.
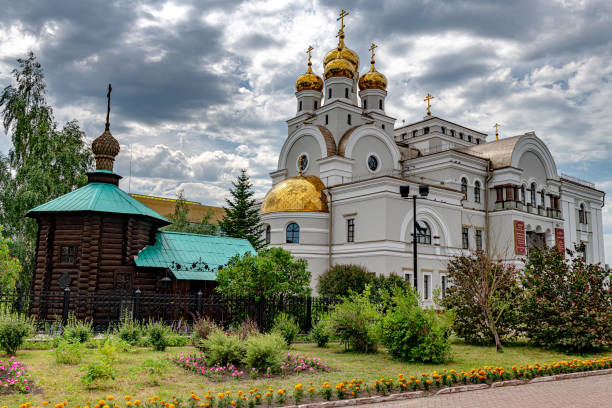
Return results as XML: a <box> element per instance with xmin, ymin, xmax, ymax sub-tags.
<box><xmin>0</xmin><ymin>357</ymin><xmax>31</xmax><ymax>394</ymax></box>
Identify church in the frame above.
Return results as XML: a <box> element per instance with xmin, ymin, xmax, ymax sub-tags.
<box><xmin>259</xmin><ymin>11</ymin><xmax>606</xmax><ymax>302</ymax></box>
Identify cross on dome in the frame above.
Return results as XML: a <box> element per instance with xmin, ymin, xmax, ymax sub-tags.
<box><xmin>424</xmin><ymin>93</ymin><xmax>434</xmax><ymax>116</ymax></box>
<box><xmin>494</xmin><ymin>123</ymin><xmax>501</xmax><ymax>140</ymax></box>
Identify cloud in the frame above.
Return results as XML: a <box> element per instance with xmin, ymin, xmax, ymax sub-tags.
<box><xmin>0</xmin><ymin>0</ymin><xmax>611</xmax><ymax>260</ymax></box>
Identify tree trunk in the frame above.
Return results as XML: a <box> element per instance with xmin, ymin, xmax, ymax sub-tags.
<box><xmin>484</xmin><ymin>308</ymin><xmax>503</xmax><ymax>353</ymax></box>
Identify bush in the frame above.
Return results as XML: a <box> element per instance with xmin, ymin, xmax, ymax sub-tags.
<box><xmin>81</xmin><ymin>359</ymin><xmax>115</xmax><ymax>387</ymax></box>
<box><xmin>53</xmin><ymin>340</ymin><xmax>84</xmax><ymax>364</ymax></box>
<box><xmin>116</xmin><ymin>311</ymin><xmax>141</xmax><ymax>346</ymax></box>
<box><xmin>167</xmin><ymin>334</ymin><xmax>191</xmax><ymax>347</ymax></box>
<box><xmin>200</xmin><ymin>330</ymin><xmax>245</xmax><ymax>366</ymax></box>
<box><xmin>325</xmin><ymin>288</ymin><xmax>379</xmax><ymax>353</ymax></box>
<box><xmin>271</xmin><ymin>313</ymin><xmax>299</xmax><ymax>345</ymax></box>
<box><xmin>0</xmin><ymin>311</ymin><xmax>34</xmax><ymax>355</ymax></box>
<box><xmin>244</xmin><ymin>332</ymin><xmax>286</xmax><ymax>371</ymax></box>
<box><xmin>140</xmin><ymin>358</ymin><xmax>168</xmax><ymax>385</ymax></box>
<box><xmin>145</xmin><ymin>320</ymin><xmax>170</xmax><ymax>352</ymax></box>
<box><xmin>520</xmin><ymin>245</ymin><xmax>612</xmax><ymax>352</ymax></box>
<box><xmin>317</xmin><ymin>264</ymin><xmax>373</xmax><ymax>298</ymax></box>
<box><xmin>379</xmin><ymin>288</ymin><xmax>453</xmax><ymax>363</ymax></box>
<box><xmin>369</xmin><ymin>274</ymin><xmax>408</xmax><ymax>302</ymax></box>
<box><xmin>62</xmin><ymin>313</ymin><xmax>93</xmax><ymax>344</ymax></box>
<box><xmin>228</xmin><ymin>318</ymin><xmax>259</xmax><ymax>340</ymax></box>
<box><xmin>191</xmin><ymin>314</ymin><xmax>220</xmax><ymax>343</ymax></box>
<box><xmin>311</xmin><ymin>318</ymin><xmax>331</xmax><ymax>348</ymax></box>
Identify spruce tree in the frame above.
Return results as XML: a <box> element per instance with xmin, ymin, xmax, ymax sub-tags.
<box><xmin>220</xmin><ymin>169</ymin><xmax>264</xmax><ymax>249</ymax></box>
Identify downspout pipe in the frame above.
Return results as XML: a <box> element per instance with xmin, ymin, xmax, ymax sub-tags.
<box><xmin>485</xmin><ymin>160</ymin><xmax>493</xmax><ymax>256</ymax></box>
<box><xmin>327</xmin><ymin>188</ymin><xmax>333</xmax><ymax>269</ymax></box>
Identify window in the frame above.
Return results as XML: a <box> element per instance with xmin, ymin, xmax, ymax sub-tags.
<box><xmin>314</xmin><ymin>100</ymin><xmax>318</xmax><ymax>109</ymax></box>
<box><xmin>298</xmin><ymin>101</ymin><xmax>302</xmax><ymax>111</ymax></box>
<box><xmin>462</xmin><ymin>227</ymin><xmax>469</xmax><ymax>249</ymax></box>
<box><xmin>461</xmin><ymin>178</ymin><xmax>468</xmax><ymax>195</ymax></box>
<box><xmin>401</xmin><ymin>133</ymin><xmax>407</xmax><ymax>140</ymax></box>
<box><xmin>347</xmin><ymin>219</ymin><xmax>355</xmax><ymax>242</ymax></box>
<box><xmin>286</xmin><ymin>223</ymin><xmax>300</xmax><ymax>243</ymax></box>
<box><xmin>424</xmin><ymin>127</ymin><xmax>430</xmax><ymax>134</ymax></box>
<box><xmin>540</xmin><ymin>190</ymin><xmax>545</xmax><ymax>207</ymax></box>
<box><xmin>521</xmin><ymin>185</ymin><xmax>526</xmax><ymax>204</ymax></box>
<box><xmin>416</xmin><ymin>221</ymin><xmax>431</xmax><ymax>244</ymax></box>
<box><xmin>347</xmin><ymin>114</ymin><xmax>351</xmax><ymax>125</ymax></box>
<box><xmin>404</xmin><ymin>273</ymin><xmax>413</xmax><ymax>287</ymax></box>
<box><xmin>363</xmin><ymin>99</ymin><xmax>367</xmax><ymax>109</ymax></box>
<box><xmin>475</xmin><ymin>229</ymin><xmax>483</xmax><ymax>251</ymax></box>
<box><xmin>345</xmin><ymin>88</ymin><xmax>349</xmax><ymax>98</ymax></box>
<box><xmin>530</xmin><ymin>183</ymin><xmax>537</xmax><ymax>206</ymax></box>
<box><xmin>579</xmin><ymin>203</ymin><xmax>588</xmax><ymax>224</ymax></box>
<box><xmin>476</xmin><ymin>138</ymin><xmax>480</xmax><ymax>144</ymax></box>
<box><xmin>441</xmin><ymin>126</ymin><xmax>446</xmax><ymax>134</ymax></box>
<box><xmin>441</xmin><ymin>275</ymin><xmax>447</xmax><ymax>298</ymax></box>
<box><xmin>468</xmin><ymin>135</ymin><xmax>472</xmax><ymax>142</ymax></box>
<box><xmin>265</xmin><ymin>225</ymin><xmax>271</xmax><ymax>244</ymax></box>
<box><xmin>60</xmin><ymin>246</ymin><xmax>76</xmax><ymax>264</ymax></box>
<box><xmin>474</xmin><ymin>180</ymin><xmax>481</xmax><ymax>203</ymax></box>
<box><xmin>382</xmin><ymin>124</ymin><xmax>385</xmax><ymax>130</ymax></box>
<box><xmin>328</xmin><ymin>88</ymin><xmax>332</xmax><ymax>99</ymax></box>
<box><xmin>412</xmin><ymin>130</ymin><xmax>418</xmax><ymax>138</ymax></box>
<box><xmin>298</xmin><ymin>154</ymin><xmax>308</xmax><ymax>173</ymax></box>
<box><xmin>379</xmin><ymin>99</ymin><xmax>383</xmax><ymax>110</ymax></box>
<box><xmin>423</xmin><ymin>274</ymin><xmax>430</xmax><ymax>300</ymax></box>
<box><xmin>450</xmin><ymin>129</ymin><xmax>456</xmax><ymax>137</ymax></box>
<box><xmin>325</xmin><ymin>114</ymin><xmax>328</xmax><ymax>125</ymax></box>
<box><xmin>459</xmin><ymin>132</ymin><xmax>464</xmax><ymax>140</ymax></box>
<box><xmin>367</xmin><ymin>154</ymin><xmax>379</xmax><ymax>172</ymax></box>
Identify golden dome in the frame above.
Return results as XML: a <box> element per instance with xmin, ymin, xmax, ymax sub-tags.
<box><xmin>296</xmin><ymin>61</ymin><xmax>323</xmax><ymax>92</ymax></box>
<box><xmin>324</xmin><ymin>58</ymin><xmax>355</xmax><ymax>80</ymax></box>
<box><xmin>261</xmin><ymin>175</ymin><xmax>328</xmax><ymax>214</ymax></box>
<box><xmin>323</xmin><ymin>32</ymin><xmax>359</xmax><ymax>71</ymax></box>
<box><xmin>359</xmin><ymin>59</ymin><xmax>387</xmax><ymax>91</ymax></box>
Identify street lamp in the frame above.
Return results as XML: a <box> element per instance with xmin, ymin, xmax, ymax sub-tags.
<box><xmin>400</xmin><ymin>184</ymin><xmax>429</xmax><ymax>290</ymax></box>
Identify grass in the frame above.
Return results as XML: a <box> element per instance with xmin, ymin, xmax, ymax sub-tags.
<box><xmin>0</xmin><ymin>340</ymin><xmax>609</xmax><ymax>407</ymax></box>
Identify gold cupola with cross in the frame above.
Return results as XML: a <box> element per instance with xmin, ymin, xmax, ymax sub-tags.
<box><xmin>296</xmin><ymin>46</ymin><xmax>324</xmax><ymax>92</ymax></box>
<box><xmin>323</xmin><ymin>10</ymin><xmax>359</xmax><ymax>80</ymax></box>
<box><xmin>359</xmin><ymin>43</ymin><xmax>387</xmax><ymax>91</ymax></box>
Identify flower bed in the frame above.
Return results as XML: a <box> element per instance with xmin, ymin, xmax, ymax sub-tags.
<box><xmin>4</xmin><ymin>357</ymin><xmax>611</xmax><ymax>407</ymax></box>
<box><xmin>169</xmin><ymin>352</ymin><xmax>330</xmax><ymax>380</ymax></box>
<box><xmin>0</xmin><ymin>357</ymin><xmax>31</xmax><ymax>394</ymax></box>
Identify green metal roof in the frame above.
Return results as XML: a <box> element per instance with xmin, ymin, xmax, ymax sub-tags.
<box><xmin>134</xmin><ymin>231</ymin><xmax>255</xmax><ymax>280</ymax></box>
<box><xmin>26</xmin><ymin>182</ymin><xmax>170</xmax><ymax>224</ymax></box>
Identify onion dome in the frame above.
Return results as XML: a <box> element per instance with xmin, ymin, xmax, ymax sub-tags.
<box><xmin>261</xmin><ymin>175</ymin><xmax>328</xmax><ymax>214</ymax></box>
<box><xmin>324</xmin><ymin>58</ymin><xmax>355</xmax><ymax>80</ymax></box>
<box><xmin>93</xmin><ymin>84</ymin><xmax>120</xmax><ymax>171</ymax></box>
<box><xmin>359</xmin><ymin>58</ymin><xmax>387</xmax><ymax>91</ymax></box>
<box><xmin>323</xmin><ymin>31</ymin><xmax>359</xmax><ymax>71</ymax></box>
<box><xmin>296</xmin><ymin>48</ymin><xmax>324</xmax><ymax>92</ymax></box>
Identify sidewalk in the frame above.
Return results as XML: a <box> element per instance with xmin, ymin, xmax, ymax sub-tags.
<box><xmin>367</xmin><ymin>373</ymin><xmax>612</xmax><ymax>408</ymax></box>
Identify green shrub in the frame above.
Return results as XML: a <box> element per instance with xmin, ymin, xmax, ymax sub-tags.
<box><xmin>191</xmin><ymin>314</ymin><xmax>220</xmax><ymax>344</ymax></box>
<box><xmin>146</xmin><ymin>320</ymin><xmax>170</xmax><ymax>352</ymax></box>
<box><xmin>97</xmin><ymin>339</ymin><xmax>120</xmax><ymax>364</ymax></box>
<box><xmin>369</xmin><ymin>274</ymin><xmax>408</xmax><ymax>301</ymax></box>
<box><xmin>317</xmin><ymin>264</ymin><xmax>373</xmax><ymax>298</ymax></box>
<box><xmin>520</xmin><ymin>245</ymin><xmax>612</xmax><ymax>352</ymax></box>
<box><xmin>167</xmin><ymin>334</ymin><xmax>190</xmax><ymax>347</ymax></box>
<box><xmin>0</xmin><ymin>311</ymin><xmax>34</xmax><ymax>355</ymax></box>
<box><xmin>63</xmin><ymin>312</ymin><xmax>93</xmax><ymax>344</ymax></box>
<box><xmin>379</xmin><ymin>288</ymin><xmax>453</xmax><ymax>363</ymax></box>
<box><xmin>53</xmin><ymin>340</ymin><xmax>85</xmax><ymax>364</ymax></box>
<box><xmin>116</xmin><ymin>311</ymin><xmax>141</xmax><ymax>346</ymax></box>
<box><xmin>200</xmin><ymin>330</ymin><xmax>245</xmax><ymax>366</ymax></box>
<box><xmin>229</xmin><ymin>318</ymin><xmax>259</xmax><ymax>340</ymax></box>
<box><xmin>140</xmin><ymin>358</ymin><xmax>168</xmax><ymax>385</ymax></box>
<box><xmin>81</xmin><ymin>359</ymin><xmax>115</xmax><ymax>387</ymax></box>
<box><xmin>325</xmin><ymin>288</ymin><xmax>379</xmax><ymax>353</ymax></box>
<box><xmin>244</xmin><ymin>332</ymin><xmax>286</xmax><ymax>370</ymax></box>
<box><xmin>311</xmin><ymin>318</ymin><xmax>331</xmax><ymax>348</ymax></box>
<box><xmin>271</xmin><ymin>313</ymin><xmax>299</xmax><ymax>345</ymax></box>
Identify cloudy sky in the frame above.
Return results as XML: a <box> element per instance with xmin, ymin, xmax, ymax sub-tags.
<box><xmin>0</xmin><ymin>0</ymin><xmax>611</xmax><ymax>262</ymax></box>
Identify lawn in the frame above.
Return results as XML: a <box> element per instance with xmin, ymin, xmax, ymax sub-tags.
<box><xmin>1</xmin><ymin>340</ymin><xmax>609</xmax><ymax>407</ymax></box>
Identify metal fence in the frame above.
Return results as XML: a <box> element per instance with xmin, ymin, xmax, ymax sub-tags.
<box><xmin>0</xmin><ymin>290</ymin><xmax>339</xmax><ymax>333</ymax></box>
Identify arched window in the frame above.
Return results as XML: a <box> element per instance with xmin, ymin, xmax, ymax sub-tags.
<box><xmin>530</xmin><ymin>182</ymin><xmax>537</xmax><ymax>206</ymax></box>
<box><xmin>298</xmin><ymin>101</ymin><xmax>302</xmax><ymax>111</ymax></box>
<box><xmin>521</xmin><ymin>185</ymin><xmax>526</xmax><ymax>204</ymax></box>
<box><xmin>579</xmin><ymin>203</ymin><xmax>588</xmax><ymax>224</ymax></box>
<box><xmin>461</xmin><ymin>178</ymin><xmax>468</xmax><ymax>195</ymax></box>
<box><xmin>328</xmin><ymin>88</ymin><xmax>332</xmax><ymax>99</ymax></box>
<box><xmin>286</xmin><ymin>223</ymin><xmax>300</xmax><ymax>243</ymax></box>
<box><xmin>379</xmin><ymin>99</ymin><xmax>383</xmax><ymax>110</ymax></box>
<box><xmin>265</xmin><ymin>225</ymin><xmax>271</xmax><ymax>244</ymax></box>
<box><xmin>314</xmin><ymin>100</ymin><xmax>318</xmax><ymax>109</ymax></box>
<box><xmin>416</xmin><ymin>221</ymin><xmax>431</xmax><ymax>244</ymax></box>
<box><xmin>540</xmin><ymin>189</ymin><xmax>545</xmax><ymax>207</ymax></box>
<box><xmin>363</xmin><ymin>99</ymin><xmax>367</xmax><ymax>109</ymax></box>
<box><xmin>345</xmin><ymin>88</ymin><xmax>349</xmax><ymax>98</ymax></box>
<box><xmin>474</xmin><ymin>181</ymin><xmax>481</xmax><ymax>203</ymax></box>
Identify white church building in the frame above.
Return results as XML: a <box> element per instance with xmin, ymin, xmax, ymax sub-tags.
<box><xmin>259</xmin><ymin>19</ymin><xmax>606</xmax><ymax>301</ymax></box>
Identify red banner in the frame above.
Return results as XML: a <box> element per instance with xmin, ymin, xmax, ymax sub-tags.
<box><xmin>555</xmin><ymin>228</ymin><xmax>565</xmax><ymax>257</ymax></box>
<box><xmin>514</xmin><ymin>220</ymin><xmax>526</xmax><ymax>255</ymax></box>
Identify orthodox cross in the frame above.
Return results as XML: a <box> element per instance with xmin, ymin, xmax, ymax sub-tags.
<box><xmin>369</xmin><ymin>42</ymin><xmax>377</xmax><ymax>60</ymax></box>
<box><xmin>494</xmin><ymin>123</ymin><xmax>500</xmax><ymax>140</ymax></box>
<box><xmin>337</xmin><ymin>9</ymin><xmax>349</xmax><ymax>32</ymax></box>
<box><xmin>424</xmin><ymin>93</ymin><xmax>434</xmax><ymax>116</ymax></box>
<box><xmin>105</xmin><ymin>83</ymin><xmax>112</xmax><ymax>131</ymax></box>
<box><xmin>306</xmin><ymin>45</ymin><xmax>314</xmax><ymax>63</ymax></box>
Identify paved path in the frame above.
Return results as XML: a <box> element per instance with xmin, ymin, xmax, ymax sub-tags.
<box><xmin>367</xmin><ymin>374</ymin><xmax>612</xmax><ymax>408</ymax></box>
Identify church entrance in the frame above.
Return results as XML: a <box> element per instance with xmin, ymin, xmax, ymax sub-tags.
<box><xmin>526</xmin><ymin>231</ymin><xmax>546</xmax><ymax>250</ymax></box>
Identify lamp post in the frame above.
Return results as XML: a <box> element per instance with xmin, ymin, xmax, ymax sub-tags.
<box><xmin>400</xmin><ymin>184</ymin><xmax>430</xmax><ymax>290</ymax></box>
